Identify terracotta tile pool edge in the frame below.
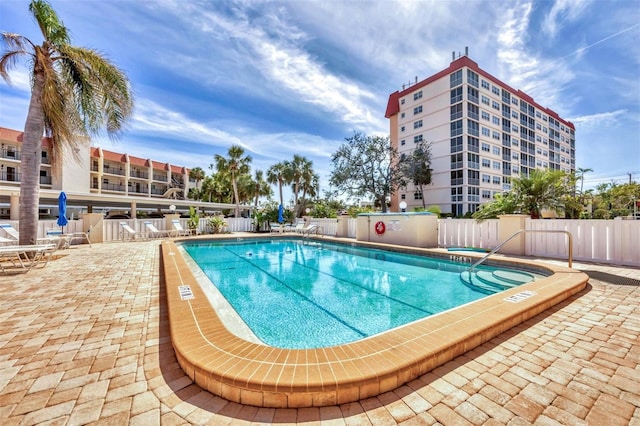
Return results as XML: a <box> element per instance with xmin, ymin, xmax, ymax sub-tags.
<box><xmin>161</xmin><ymin>239</ymin><xmax>588</xmax><ymax>408</ymax></box>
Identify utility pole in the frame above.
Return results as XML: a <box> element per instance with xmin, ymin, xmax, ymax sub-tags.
<box><xmin>628</xmin><ymin>172</ymin><xmax>633</xmax><ymax>184</ymax></box>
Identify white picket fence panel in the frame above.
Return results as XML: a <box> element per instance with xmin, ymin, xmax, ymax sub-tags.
<box><xmin>438</xmin><ymin>218</ymin><xmax>500</xmax><ymax>249</ymax></box>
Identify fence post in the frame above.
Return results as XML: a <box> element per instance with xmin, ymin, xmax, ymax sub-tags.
<box><xmin>498</xmin><ymin>214</ymin><xmax>528</xmax><ymax>255</ymax></box>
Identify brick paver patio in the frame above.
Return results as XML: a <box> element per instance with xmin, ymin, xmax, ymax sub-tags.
<box><xmin>0</xmin><ymin>239</ymin><xmax>638</xmax><ymax>425</ymax></box>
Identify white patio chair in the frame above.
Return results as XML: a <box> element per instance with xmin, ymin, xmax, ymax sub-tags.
<box><xmin>144</xmin><ymin>221</ymin><xmax>172</xmax><ymax>239</ymax></box>
<box><xmin>120</xmin><ymin>222</ymin><xmax>143</xmax><ymax>241</ymax></box>
<box><xmin>171</xmin><ymin>219</ymin><xmax>190</xmax><ymax>237</ymax></box>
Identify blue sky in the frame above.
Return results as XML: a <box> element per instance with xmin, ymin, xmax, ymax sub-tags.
<box><xmin>1</xmin><ymin>0</ymin><xmax>639</xmax><ymax>202</ymax></box>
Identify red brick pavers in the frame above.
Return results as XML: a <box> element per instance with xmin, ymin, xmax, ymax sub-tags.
<box><xmin>0</xmin><ymin>240</ymin><xmax>638</xmax><ymax>425</ymax></box>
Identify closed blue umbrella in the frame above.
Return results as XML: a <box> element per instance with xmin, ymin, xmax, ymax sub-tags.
<box><xmin>278</xmin><ymin>204</ymin><xmax>284</xmax><ymax>224</ymax></box>
<box><xmin>57</xmin><ymin>191</ymin><xmax>68</xmax><ymax>232</ymax></box>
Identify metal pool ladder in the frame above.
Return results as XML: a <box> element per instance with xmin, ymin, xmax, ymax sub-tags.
<box><xmin>466</xmin><ymin>229</ymin><xmax>574</xmax><ymax>274</ymax></box>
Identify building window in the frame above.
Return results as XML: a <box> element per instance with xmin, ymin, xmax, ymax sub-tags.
<box><xmin>451</xmin><ymin>87</ymin><xmax>463</xmax><ymax>104</ymax></box>
<box><xmin>451</xmin><ymin>170</ymin><xmax>463</xmax><ymax>186</ymax></box>
<box><xmin>467</xmin><ymin>87</ymin><xmax>479</xmax><ymax>104</ymax></box>
<box><xmin>468</xmin><ymin>186</ymin><xmax>479</xmax><ymax>201</ymax></box>
<box><xmin>451</xmin><ymin>153</ymin><xmax>463</xmax><ymax>170</ymax></box>
<box><xmin>467</xmin><ymin>136</ymin><xmax>479</xmax><ymax>153</ymax></box>
<box><xmin>492</xmin><ymin>146</ymin><xmax>500</xmax><ymax>156</ymax></box>
<box><xmin>451</xmin><ymin>119</ymin><xmax>463</xmax><ymax>137</ymax></box>
<box><xmin>482</xmin><ymin>190</ymin><xmax>492</xmax><ymax>199</ymax></box>
<box><xmin>467</xmin><ymin>70</ymin><xmax>479</xmax><ymax>87</ymax></box>
<box><xmin>414</xmin><ymin>135</ymin><xmax>423</xmax><ymax>143</ymax></box>
<box><xmin>492</xmin><ymin>116</ymin><xmax>500</xmax><ymax>125</ymax></box>
<box><xmin>481</xmin><ymin>80</ymin><xmax>490</xmax><ymax>90</ymax></box>
<box><xmin>451</xmin><ymin>187</ymin><xmax>463</xmax><ymax>202</ymax></box>
<box><xmin>481</xmin><ymin>111</ymin><xmax>490</xmax><ymax>121</ymax></box>
<box><xmin>401</xmin><ymin>99</ymin><xmax>405</xmax><ymax>105</ymax></box>
<box><xmin>481</xmin><ymin>142</ymin><xmax>490</xmax><ymax>152</ymax></box>
<box><xmin>450</xmin><ymin>103</ymin><xmax>463</xmax><ymax>120</ymax></box>
<box><xmin>451</xmin><ymin>136</ymin><xmax>463</xmax><ymax>153</ymax></box>
<box><xmin>492</xmin><ymin>131</ymin><xmax>500</xmax><ymax>140</ymax></box>
<box><xmin>414</xmin><ymin>105</ymin><xmax>423</xmax><ymax>115</ymax></box>
<box><xmin>450</xmin><ymin>69</ymin><xmax>463</xmax><ymax>87</ymax></box>
<box><xmin>468</xmin><ymin>120</ymin><xmax>479</xmax><ymax>137</ymax></box>
<box><xmin>401</xmin><ymin>139</ymin><xmax>406</xmax><ymax>146</ymax></box>
<box><xmin>492</xmin><ymin>100</ymin><xmax>500</xmax><ymax>110</ymax></box>
<box><xmin>481</xmin><ymin>95</ymin><xmax>490</xmax><ymax>105</ymax></box>
<box><xmin>482</xmin><ymin>174</ymin><xmax>490</xmax><ymax>183</ymax></box>
<box><xmin>492</xmin><ymin>176</ymin><xmax>501</xmax><ymax>185</ymax></box>
<box><xmin>401</xmin><ymin>126</ymin><xmax>405</xmax><ymax>132</ymax></box>
<box><xmin>414</xmin><ymin>192</ymin><xmax>423</xmax><ymax>200</ymax></box>
<box><xmin>482</xmin><ymin>158</ymin><xmax>491</xmax><ymax>168</ymax></box>
<box><xmin>414</xmin><ymin>120</ymin><xmax>423</xmax><ymax>129</ymax></box>
<box><xmin>493</xmin><ymin>161</ymin><xmax>501</xmax><ymax>170</ymax></box>
<box><xmin>467</xmin><ymin>103</ymin><xmax>479</xmax><ymax>120</ymax></box>
<box><xmin>401</xmin><ymin>112</ymin><xmax>405</xmax><ymax>118</ymax></box>
<box><xmin>468</xmin><ymin>153</ymin><xmax>479</xmax><ymax>170</ymax></box>
<box><xmin>413</xmin><ymin>91</ymin><xmax>423</xmax><ymax>101</ymax></box>
<box><xmin>482</xmin><ymin>127</ymin><xmax>490</xmax><ymax>137</ymax></box>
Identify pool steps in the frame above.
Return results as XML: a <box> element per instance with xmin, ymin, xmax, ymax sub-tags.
<box><xmin>460</xmin><ymin>269</ymin><xmax>537</xmax><ymax>293</ymax></box>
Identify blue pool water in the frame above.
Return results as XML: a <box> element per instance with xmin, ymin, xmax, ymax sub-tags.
<box><xmin>182</xmin><ymin>239</ymin><xmax>539</xmax><ymax>349</ymax></box>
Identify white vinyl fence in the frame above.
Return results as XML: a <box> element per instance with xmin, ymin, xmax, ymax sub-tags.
<box><xmin>2</xmin><ymin>217</ymin><xmax>638</xmax><ymax>266</ymax></box>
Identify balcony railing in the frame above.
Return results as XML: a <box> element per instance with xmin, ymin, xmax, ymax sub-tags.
<box><xmin>0</xmin><ymin>171</ymin><xmax>20</xmax><ymax>182</ymax></box>
<box><xmin>103</xmin><ymin>166</ymin><xmax>126</xmax><ymax>176</ymax></box>
<box><xmin>1</xmin><ymin>149</ymin><xmax>20</xmax><ymax>161</ymax></box>
<box><xmin>152</xmin><ymin>174</ymin><xmax>167</xmax><ymax>182</ymax></box>
<box><xmin>130</xmin><ymin>170</ymin><xmax>149</xmax><ymax>179</ymax></box>
<box><xmin>40</xmin><ymin>176</ymin><xmax>52</xmax><ymax>185</ymax></box>
<box><xmin>101</xmin><ymin>183</ymin><xmax>126</xmax><ymax>192</ymax></box>
<box><xmin>151</xmin><ymin>188</ymin><xmax>167</xmax><ymax>195</ymax></box>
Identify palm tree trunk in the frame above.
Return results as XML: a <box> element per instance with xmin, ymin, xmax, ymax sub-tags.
<box><xmin>278</xmin><ymin>179</ymin><xmax>284</xmax><ymax>207</ymax></box>
<box><xmin>231</xmin><ymin>173</ymin><xmax>240</xmax><ymax>217</ymax></box>
<box><xmin>20</xmin><ymin>72</ymin><xmax>46</xmax><ymax>245</ymax></box>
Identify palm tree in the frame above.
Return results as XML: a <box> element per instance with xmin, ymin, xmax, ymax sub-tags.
<box><xmin>287</xmin><ymin>155</ymin><xmax>315</xmax><ymax>217</ymax></box>
<box><xmin>189</xmin><ymin>167</ymin><xmax>206</xmax><ymax>189</ymax></box>
<box><xmin>1</xmin><ymin>0</ymin><xmax>133</xmax><ymax>245</ymax></box>
<box><xmin>267</xmin><ymin>162</ymin><xmax>288</xmax><ymax>207</ymax></box>
<box><xmin>252</xmin><ymin>170</ymin><xmax>272</xmax><ymax>208</ymax></box>
<box><xmin>576</xmin><ymin>167</ymin><xmax>593</xmax><ymax>204</ymax></box>
<box><xmin>213</xmin><ymin>145</ymin><xmax>251</xmax><ymax>217</ymax></box>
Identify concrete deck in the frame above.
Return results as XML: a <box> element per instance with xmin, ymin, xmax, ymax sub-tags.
<box><xmin>0</xmin><ymin>238</ymin><xmax>638</xmax><ymax>425</ymax></box>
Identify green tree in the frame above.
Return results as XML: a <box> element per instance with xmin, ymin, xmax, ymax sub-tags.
<box><xmin>473</xmin><ymin>169</ymin><xmax>568</xmax><ymax>220</ymax></box>
<box><xmin>267</xmin><ymin>161</ymin><xmax>288</xmax><ymax>207</ymax></box>
<box><xmin>575</xmin><ymin>167</ymin><xmax>593</xmax><ymax>204</ymax></box>
<box><xmin>1</xmin><ymin>0</ymin><xmax>133</xmax><ymax>244</ymax></box>
<box><xmin>189</xmin><ymin>167</ymin><xmax>206</xmax><ymax>189</ymax></box>
<box><xmin>329</xmin><ymin>132</ymin><xmax>402</xmax><ymax>213</ymax></box>
<box><xmin>213</xmin><ymin>145</ymin><xmax>251</xmax><ymax>217</ymax></box>
<box><xmin>398</xmin><ymin>140</ymin><xmax>433</xmax><ymax>208</ymax></box>
<box><xmin>287</xmin><ymin>155</ymin><xmax>316</xmax><ymax>217</ymax></box>
<box><xmin>251</xmin><ymin>170</ymin><xmax>272</xmax><ymax>208</ymax></box>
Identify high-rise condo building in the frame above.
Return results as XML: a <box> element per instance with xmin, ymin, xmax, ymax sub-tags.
<box><xmin>385</xmin><ymin>51</ymin><xmax>576</xmax><ymax>216</ymax></box>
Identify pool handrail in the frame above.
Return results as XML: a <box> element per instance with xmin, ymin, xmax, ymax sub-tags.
<box><xmin>467</xmin><ymin>229</ymin><xmax>573</xmax><ymax>273</ymax></box>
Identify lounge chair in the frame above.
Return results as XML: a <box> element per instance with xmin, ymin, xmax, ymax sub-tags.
<box><xmin>300</xmin><ymin>224</ymin><xmax>323</xmax><ymax>236</ymax></box>
<box><xmin>144</xmin><ymin>221</ymin><xmax>172</xmax><ymax>239</ymax></box>
<box><xmin>0</xmin><ymin>236</ymin><xmax>15</xmax><ymax>245</ymax></box>
<box><xmin>270</xmin><ymin>222</ymin><xmax>285</xmax><ymax>233</ymax></box>
<box><xmin>171</xmin><ymin>219</ymin><xmax>190</xmax><ymax>237</ymax></box>
<box><xmin>0</xmin><ymin>243</ymin><xmax>57</xmax><ymax>273</ymax></box>
<box><xmin>120</xmin><ymin>222</ymin><xmax>143</xmax><ymax>241</ymax></box>
<box><xmin>0</xmin><ymin>223</ymin><xmax>19</xmax><ymax>241</ymax></box>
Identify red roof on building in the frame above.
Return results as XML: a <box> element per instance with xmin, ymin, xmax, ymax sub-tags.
<box><xmin>385</xmin><ymin>56</ymin><xmax>575</xmax><ymax>130</ymax></box>
<box><xmin>0</xmin><ymin>127</ymin><xmax>53</xmax><ymax>148</ymax></box>
<box><xmin>129</xmin><ymin>155</ymin><xmax>146</xmax><ymax>167</ymax></box>
<box><xmin>102</xmin><ymin>149</ymin><xmax>127</xmax><ymax>163</ymax></box>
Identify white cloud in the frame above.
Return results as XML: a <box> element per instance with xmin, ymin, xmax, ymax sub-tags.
<box><xmin>543</xmin><ymin>0</ymin><xmax>592</xmax><ymax>38</ymax></box>
<box><xmin>568</xmin><ymin>110</ymin><xmax>627</xmax><ymax>128</ymax></box>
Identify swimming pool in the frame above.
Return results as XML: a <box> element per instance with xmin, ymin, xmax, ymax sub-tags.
<box><xmin>162</xmin><ymin>235</ymin><xmax>588</xmax><ymax>408</ymax></box>
<box><xmin>182</xmin><ymin>239</ymin><xmax>544</xmax><ymax>348</ymax></box>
